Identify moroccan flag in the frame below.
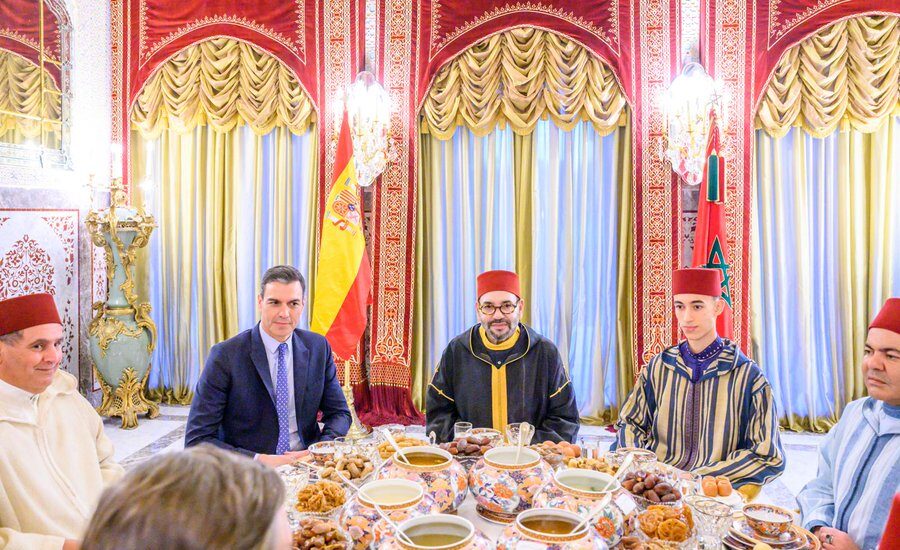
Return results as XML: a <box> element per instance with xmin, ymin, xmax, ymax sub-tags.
<box><xmin>691</xmin><ymin>108</ymin><xmax>733</xmax><ymax>339</ymax></box>
<box><xmin>311</xmin><ymin>110</ymin><xmax>372</xmax><ymax>359</ymax></box>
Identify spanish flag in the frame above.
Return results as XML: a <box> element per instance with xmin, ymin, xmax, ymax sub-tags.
<box><xmin>691</xmin><ymin>108</ymin><xmax>733</xmax><ymax>339</ymax></box>
<box><xmin>311</xmin><ymin>110</ymin><xmax>372</xmax><ymax>359</ymax></box>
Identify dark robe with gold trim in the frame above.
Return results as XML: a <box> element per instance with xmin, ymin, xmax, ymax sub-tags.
<box><xmin>425</xmin><ymin>323</ymin><xmax>579</xmax><ymax>444</ymax></box>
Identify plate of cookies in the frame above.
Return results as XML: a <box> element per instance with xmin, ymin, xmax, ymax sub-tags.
<box><xmin>637</xmin><ymin>504</ymin><xmax>696</xmax><ymax>548</ymax></box>
<box><xmin>293</xmin><ymin>480</ymin><xmax>348</xmax><ymax>518</ymax></box>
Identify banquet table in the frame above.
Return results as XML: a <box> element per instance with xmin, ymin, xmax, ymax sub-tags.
<box><xmin>284</xmin><ymin>446</ymin><xmax>798</xmax><ymax>549</ymax></box>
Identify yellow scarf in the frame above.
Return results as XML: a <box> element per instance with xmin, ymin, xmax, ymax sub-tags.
<box><xmin>479</xmin><ymin>325</ymin><xmax>520</xmax><ymax>350</ymax></box>
<box><xmin>479</xmin><ymin>326</ymin><xmax>520</xmax><ymax>432</ymax></box>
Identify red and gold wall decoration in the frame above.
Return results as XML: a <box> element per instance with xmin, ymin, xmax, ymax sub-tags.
<box><xmin>0</xmin><ymin>0</ymin><xmax>62</xmax><ymax>83</ymax></box>
<box><xmin>0</xmin><ymin>210</ymin><xmax>79</xmax><ymax>375</ymax></box>
<box><xmin>109</xmin><ymin>0</ymin><xmax>900</xmax><ymax>419</ymax></box>
<box><xmin>371</xmin><ymin>0</ymin><xmax>685</xmax><ymax>420</ymax></box>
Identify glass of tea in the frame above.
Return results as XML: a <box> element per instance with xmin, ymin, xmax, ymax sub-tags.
<box><xmin>453</xmin><ymin>421</ymin><xmax>473</xmax><ymax>440</ymax></box>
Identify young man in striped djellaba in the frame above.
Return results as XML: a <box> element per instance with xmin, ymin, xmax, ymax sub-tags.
<box><xmin>613</xmin><ymin>267</ymin><xmax>785</xmax><ymax>500</ymax></box>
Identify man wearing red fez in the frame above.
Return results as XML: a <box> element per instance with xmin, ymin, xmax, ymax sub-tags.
<box><xmin>614</xmin><ymin>268</ymin><xmax>785</xmax><ymax>499</ymax></box>
<box><xmin>0</xmin><ymin>293</ymin><xmax>123</xmax><ymax>550</ymax></box>
<box><xmin>799</xmin><ymin>297</ymin><xmax>900</xmax><ymax>550</ymax></box>
<box><xmin>426</xmin><ymin>270</ymin><xmax>579</xmax><ymax>443</ymax></box>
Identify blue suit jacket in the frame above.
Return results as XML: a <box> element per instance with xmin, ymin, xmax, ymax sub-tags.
<box><xmin>185</xmin><ymin>324</ymin><xmax>351</xmax><ymax>456</ymax></box>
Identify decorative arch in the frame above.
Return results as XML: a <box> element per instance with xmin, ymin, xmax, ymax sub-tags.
<box><xmin>418</xmin><ymin>27</ymin><xmax>629</xmax><ymax>140</ymax></box>
<box><xmin>755</xmin><ymin>14</ymin><xmax>900</xmax><ymax>137</ymax></box>
<box><xmin>751</xmin><ymin>1</ymin><xmax>900</xmax><ymax>104</ymax></box>
<box><xmin>413</xmin><ymin>3</ymin><xmax>631</xmax><ymax>104</ymax></box>
<box><xmin>129</xmin><ymin>36</ymin><xmax>315</xmax><ymax>138</ymax></box>
<box><xmin>748</xmin><ymin>11</ymin><xmax>900</xmax><ymax>430</ymax></box>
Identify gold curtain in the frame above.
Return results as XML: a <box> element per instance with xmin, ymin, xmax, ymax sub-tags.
<box><xmin>412</xmin><ymin>121</ymin><xmax>634</xmax><ymax>421</ymax></box>
<box><xmin>756</xmin><ymin>15</ymin><xmax>900</xmax><ymax>138</ymax></box>
<box><xmin>0</xmin><ymin>49</ymin><xmax>61</xmax><ymax>146</ymax></box>
<box><xmin>753</xmin><ymin>117</ymin><xmax>898</xmax><ymax>432</ymax></box>
<box><xmin>132</xmin><ymin>125</ymin><xmax>319</xmax><ymax>404</ymax></box>
<box><xmin>133</xmin><ymin>126</ymin><xmax>240</xmax><ymax>403</ymax></box>
<box><xmin>130</xmin><ymin>37</ymin><xmax>318</xmax><ymax>403</ymax></box>
<box><xmin>420</xmin><ymin>27</ymin><xmax>628</xmax><ymax>140</ymax></box>
<box><xmin>132</xmin><ymin>37</ymin><xmax>315</xmax><ymax>139</ymax></box>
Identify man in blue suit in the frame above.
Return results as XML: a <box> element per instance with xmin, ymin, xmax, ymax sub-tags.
<box><xmin>185</xmin><ymin>265</ymin><xmax>351</xmax><ymax>467</ymax></box>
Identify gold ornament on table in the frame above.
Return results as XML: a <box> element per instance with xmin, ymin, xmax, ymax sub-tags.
<box><xmin>342</xmin><ymin>360</ymin><xmax>370</xmax><ymax>440</ymax></box>
<box><xmin>86</xmin><ymin>171</ymin><xmax>160</xmax><ymax>429</ymax></box>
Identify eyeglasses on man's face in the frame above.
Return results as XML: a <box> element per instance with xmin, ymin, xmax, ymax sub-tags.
<box><xmin>478</xmin><ymin>301</ymin><xmax>519</xmax><ymax>316</ymax></box>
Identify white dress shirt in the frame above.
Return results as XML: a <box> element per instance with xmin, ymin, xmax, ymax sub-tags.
<box><xmin>259</xmin><ymin>328</ymin><xmax>301</xmax><ymax>451</ymax></box>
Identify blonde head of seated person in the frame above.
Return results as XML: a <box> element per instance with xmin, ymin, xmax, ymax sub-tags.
<box><xmin>81</xmin><ymin>445</ymin><xmax>292</xmax><ymax>550</ymax></box>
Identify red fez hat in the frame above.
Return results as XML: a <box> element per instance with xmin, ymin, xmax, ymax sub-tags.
<box><xmin>0</xmin><ymin>293</ymin><xmax>62</xmax><ymax>336</ymax></box>
<box><xmin>869</xmin><ymin>298</ymin><xmax>900</xmax><ymax>336</ymax></box>
<box><xmin>673</xmin><ymin>268</ymin><xmax>722</xmax><ymax>298</ymax></box>
<box><xmin>477</xmin><ymin>270</ymin><xmax>521</xmax><ymax>299</ymax></box>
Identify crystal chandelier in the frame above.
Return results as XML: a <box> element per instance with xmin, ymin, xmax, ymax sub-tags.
<box><xmin>662</xmin><ymin>62</ymin><xmax>725</xmax><ymax>186</ymax></box>
<box><xmin>345</xmin><ymin>71</ymin><xmax>394</xmax><ymax>187</ymax></box>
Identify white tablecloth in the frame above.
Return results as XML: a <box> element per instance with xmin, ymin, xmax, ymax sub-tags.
<box><xmin>455</xmin><ymin>495</ymin><xmax>508</xmax><ymax>541</ymax></box>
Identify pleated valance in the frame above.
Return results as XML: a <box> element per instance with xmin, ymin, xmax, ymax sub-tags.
<box><xmin>420</xmin><ymin>27</ymin><xmax>628</xmax><ymax>140</ymax></box>
<box><xmin>756</xmin><ymin>15</ymin><xmax>900</xmax><ymax>138</ymax></box>
<box><xmin>0</xmin><ymin>49</ymin><xmax>61</xmax><ymax>140</ymax></box>
<box><xmin>131</xmin><ymin>37</ymin><xmax>315</xmax><ymax>138</ymax></box>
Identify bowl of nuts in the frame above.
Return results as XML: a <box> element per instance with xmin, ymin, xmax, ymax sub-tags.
<box><xmin>621</xmin><ymin>466</ymin><xmax>683</xmax><ymax>509</ymax></box>
<box><xmin>292</xmin><ymin>513</ymin><xmax>352</xmax><ymax>550</ymax></box>
<box><xmin>565</xmin><ymin>455</ymin><xmax>617</xmax><ymax>475</ymax></box>
<box><xmin>308</xmin><ymin>442</ymin><xmax>338</xmax><ymax>466</ymax></box>
<box><xmin>318</xmin><ymin>452</ymin><xmax>375</xmax><ymax>486</ymax></box>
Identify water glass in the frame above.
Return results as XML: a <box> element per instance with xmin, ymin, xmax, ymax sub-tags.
<box><xmin>686</xmin><ymin>495</ymin><xmax>733</xmax><ymax>549</ymax></box>
<box><xmin>504</xmin><ymin>422</ymin><xmax>523</xmax><ymax>445</ymax></box>
<box><xmin>577</xmin><ymin>435</ymin><xmax>604</xmax><ymax>459</ymax></box>
<box><xmin>332</xmin><ymin>436</ymin><xmax>350</xmax><ymax>457</ymax></box>
<box><xmin>282</xmin><ymin>468</ymin><xmax>309</xmax><ymax>510</ymax></box>
<box><xmin>679</xmin><ymin>471</ymin><xmax>703</xmax><ymax>496</ymax></box>
<box><xmin>454</xmin><ymin>421</ymin><xmax>473</xmax><ymax>440</ymax></box>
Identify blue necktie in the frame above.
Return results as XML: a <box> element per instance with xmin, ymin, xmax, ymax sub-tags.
<box><xmin>275</xmin><ymin>342</ymin><xmax>291</xmax><ymax>454</ymax></box>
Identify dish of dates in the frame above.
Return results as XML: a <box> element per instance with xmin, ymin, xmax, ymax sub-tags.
<box><xmin>439</xmin><ymin>434</ymin><xmax>494</xmax><ymax>457</ymax></box>
<box><xmin>621</xmin><ymin>470</ymin><xmax>682</xmax><ymax>505</ymax></box>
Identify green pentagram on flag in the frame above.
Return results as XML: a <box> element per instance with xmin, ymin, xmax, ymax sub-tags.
<box><xmin>705</xmin><ymin>237</ymin><xmax>733</xmax><ymax>308</ymax></box>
